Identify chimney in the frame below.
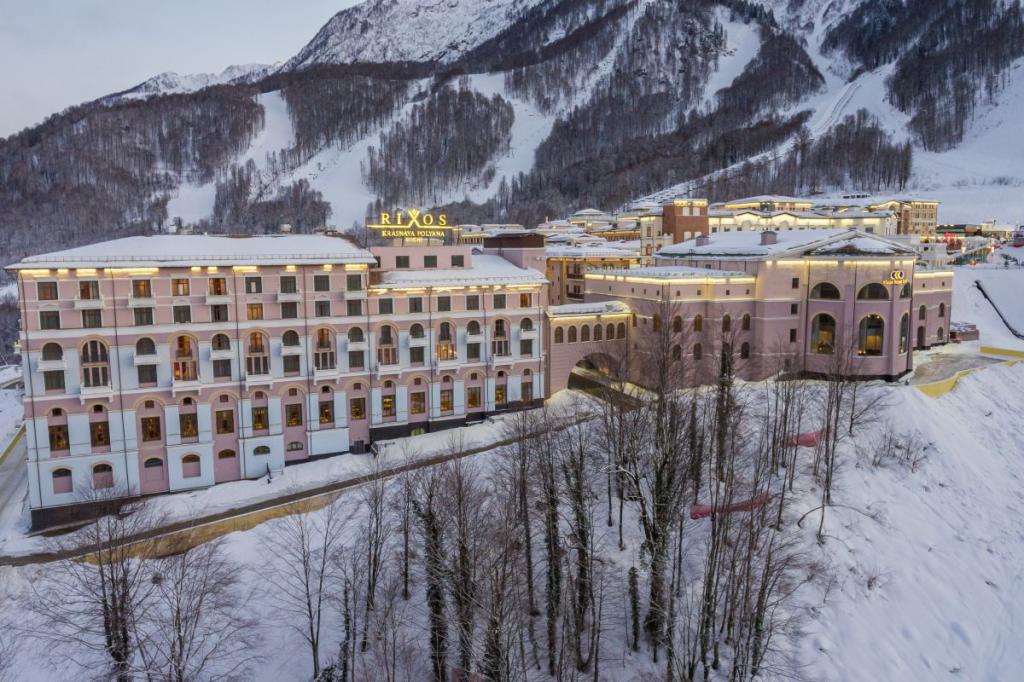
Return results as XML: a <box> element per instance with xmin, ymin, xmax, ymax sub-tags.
<box><xmin>695</xmin><ymin>235</ymin><xmax>710</xmax><ymax>246</ymax></box>
<box><xmin>760</xmin><ymin>230</ymin><xmax>777</xmax><ymax>245</ymax></box>
<box><xmin>279</xmin><ymin>223</ymin><xmax>293</xmax><ymax>234</ymax></box>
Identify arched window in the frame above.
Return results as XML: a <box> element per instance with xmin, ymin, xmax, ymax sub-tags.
<box><xmin>899</xmin><ymin>314</ymin><xmax>910</xmax><ymax>354</ymax></box>
<box><xmin>410</xmin><ymin>323</ymin><xmax>425</xmax><ymax>339</ymax></box>
<box><xmin>857</xmin><ymin>283</ymin><xmax>889</xmax><ymax>301</ymax></box>
<box><xmin>693</xmin><ymin>315</ymin><xmax>703</xmax><ymax>332</ymax></box>
<box><xmin>606</xmin><ymin>323</ymin><xmax>615</xmax><ymax>339</ymax></box>
<box><xmin>593</xmin><ymin>324</ymin><xmax>603</xmax><ymax>341</ymax></box>
<box><xmin>282</xmin><ymin>330</ymin><xmax>300</xmax><ymax>347</ymax></box>
<box><xmin>218</xmin><ymin>449</ymin><xmax>237</xmax><ymax>460</ymax></box>
<box><xmin>811</xmin><ymin>314</ymin><xmax>836</xmax><ymax>355</ymax></box>
<box><xmin>377</xmin><ymin>326</ymin><xmax>398</xmax><ymax>366</ymax></box>
<box><xmin>555</xmin><ymin>327</ymin><xmax>564</xmax><ymax>344</ymax></box>
<box><xmin>693</xmin><ymin>343</ymin><xmax>702</xmax><ymax>360</ymax></box>
<box><xmin>937</xmin><ymin>326</ymin><xmax>945</xmax><ymax>342</ymax></box>
<box><xmin>212</xmin><ymin>333</ymin><xmax>231</xmax><ymax>351</ymax></box>
<box><xmin>653</xmin><ymin>315</ymin><xmax>661</xmax><ymax>332</ymax></box>
<box><xmin>246</xmin><ymin>332</ymin><xmax>269</xmax><ymax>375</ymax></box>
<box><xmin>52</xmin><ymin>468</ymin><xmax>72</xmax><ymax>494</ymax></box>
<box><xmin>810</xmin><ymin>282</ymin><xmax>841</xmax><ymax>300</ymax></box>
<box><xmin>42</xmin><ymin>343</ymin><xmax>63</xmax><ymax>361</ymax></box>
<box><xmin>919</xmin><ymin>304</ymin><xmax>927</xmax><ymax>321</ymax></box>
<box><xmin>135</xmin><ymin>338</ymin><xmax>155</xmax><ymax>356</ymax></box>
<box><xmin>742</xmin><ymin>314</ymin><xmax>751</xmax><ymax>331</ymax></box>
<box><xmin>173</xmin><ymin>336</ymin><xmax>198</xmax><ymax>382</ymax></box>
<box><xmin>81</xmin><ymin>340</ymin><xmax>110</xmax><ymax>388</ymax></box>
<box><xmin>182</xmin><ymin>454</ymin><xmax>201</xmax><ymax>478</ymax></box>
<box><xmin>617</xmin><ymin>323</ymin><xmax>626</xmax><ymax>339</ymax></box>
<box><xmin>900</xmin><ymin>283</ymin><xmax>912</xmax><ymax>299</ymax></box>
<box><xmin>492</xmin><ymin>320</ymin><xmax>510</xmax><ymax>356</ymax></box>
<box><xmin>520</xmin><ymin>318</ymin><xmax>533</xmax><ymax>332</ymax></box>
<box><xmin>858</xmin><ymin>315</ymin><xmax>885</xmax><ymax>356</ymax></box>
<box><xmin>672</xmin><ymin>345</ymin><xmax>681</xmax><ymax>361</ymax></box>
<box><xmin>348</xmin><ymin>327</ymin><xmax>364</xmax><ymax>343</ymax></box>
<box><xmin>722</xmin><ymin>315</ymin><xmax>731</xmax><ymax>333</ymax></box>
<box><xmin>437</xmin><ymin>322</ymin><xmax>456</xmax><ymax>361</ymax></box>
<box><xmin>568</xmin><ymin>326</ymin><xmax>578</xmax><ymax>343</ymax></box>
<box><xmin>672</xmin><ymin>316</ymin><xmax>683</xmax><ymax>333</ymax></box>
<box><xmin>740</xmin><ymin>342</ymin><xmax>750</xmax><ymax>359</ymax></box>
<box><xmin>467</xmin><ymin>320</ymin><xmax>480</xmax><ymax>335</ymax></box>
<box><xmin>581</xmin><ymin>325</ymin><xmax>590</xmax><ymax>342</ymax></box>
<box><xmin>253</xmin><ymin>445</ymin><xmax>271</xmax><ymax>455</ymax></box>
<box><xmin>315</xmin><ymin>329</ymin><xmax>336</xmax><ymax>370</ymax></box>
<box><xmin>92</xmin><ymin>463</ymin><xmax>113</xmax><ymax>490</ymax></box>
<box><xmin>939</xmin><ymin>303</ymin><xmax>946</xmax><ymax>318</ymax></box>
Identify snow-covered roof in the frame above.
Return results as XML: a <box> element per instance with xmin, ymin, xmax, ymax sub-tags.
<box><xmin>593</xmin><ymin>265</ymin><xmax>749</xmax><ymax>279</ymax></box>
<box><xmin>719</xmin><ymin>195</ymin><xmax>814</xmax><ymax>206</ymax></box>
<box><xmin>373</xmin><ymin>254</ymin><xmax>547</xmax><ymax>288</ymax></box>
<box><xmin>573</xmin><ymin>208</ymin><xmax>607</xmax><ymax>217</ymax></box>
<box><xmin>10</xmin><ymin>234</ymin><xmax>376</xmax><ymax>269</ymax></box>
<box><xmin>545</xmin><ymin>244</ymin><xmax>641</xmax><ymax>259</ymax></box>
<box><xmin>655</xmin><ymin>229</ymin><xmax>913</xmax><ymax>260</ymax></box>
<box><xmin>547</xmin><ymin>300</ymin><xmax>631</xmax><ymax>317</ymax></box>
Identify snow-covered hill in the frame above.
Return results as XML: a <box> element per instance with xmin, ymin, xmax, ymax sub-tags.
<box><xmin>102</xmin><ymin>63</ymin><xmax>275</xmax><ymax>104</ymax></box>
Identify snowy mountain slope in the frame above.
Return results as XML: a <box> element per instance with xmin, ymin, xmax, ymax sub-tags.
<box><xmin>102</xmin><ymin>63</ymin><xmax>275</xmax><ymax>103</ymax></box>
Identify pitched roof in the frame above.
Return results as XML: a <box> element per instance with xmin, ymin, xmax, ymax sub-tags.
<box><xmin>655</xmin><ymin>228</ymin><xmax>914</xmax><ymax>260</ymax></box>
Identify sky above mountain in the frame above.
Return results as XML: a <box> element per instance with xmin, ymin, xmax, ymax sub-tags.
<box><xmin>0</xmin><ymin>0</ymin><xmax>361</xmax><ymax>137</ymax></box>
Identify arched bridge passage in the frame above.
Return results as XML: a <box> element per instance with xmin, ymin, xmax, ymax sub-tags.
<box><xmin>546</xmin><ymin>323</ymin><xmax>629</xmax><ymax>395</ymax></box>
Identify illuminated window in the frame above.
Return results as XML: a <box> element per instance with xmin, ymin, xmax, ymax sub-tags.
<box><xmin>440</xmin><ymin>389</ymin><xmax>453</xmax><ymax>413</ymax></box>
<box><xmin>252</xmin><ymin>407</ymin><xmax>269</xmax><ymax>431</ymax></box>
<box><xmin>172</xmin><ymin>278</ymin><xmax>190</xmax><ymax>296</ymax></box>
<box><xmin>49</xmin><ymin>424</ymin><xmax>70</xmax><ymax>451</ymax></box>
<box><xmin>141</xmin><ymin>416</ymin><xmax>161</xmax><ymax>442</ymax></box>
<box><xmin>179</xmin><ymin>413</ymin><xmax>198</xmax><ymax>440</ymax></box>
<box><xmin>410</xmin><ymin>392</ymin><xmax>426</xmax><ymax>414</ymax></box>
<box><xmin>350</xmin><ymin>397</ymin><xmax>366</xmax><ymax>420</ymax></box>
<box><xmin>286</xmin><ymin>403</ymin><xmax>303</xmax><ymax>427</ymax></box>
<box><xmin>247</xmin><ymin>303</ymin><xmax>264</xmax><ymax>320</ymax></box>
<box><xmin>467</xmin><ymin>386</ymin><xmax>481</xmax><ymax>409</ymax></box>
<box><xmin>216</xmin><ymin>410</ymin><xmax>234</xmax><ymax>434</ymax></box>
<box><xmin>319</xmin><ymin>401</ymin><xmax>334</xmax><ymax>425</ymax></box>
<box><xmin>382</xmin><ymin>395</ymin><xmax>395</xmax><ymax>418</ymax></box>
<box><xmin>858</xmin><ymin>315</ymin><xmax>885</xmax><ymax>356</ymax></box>
<box><xmin>132</xmin><ymin>279</ymin><xmax>152</xmax><ymax>298</ymax></box>
<box><xmin>208</xmin><ymin>277</ymin><xmax>227</xmax><ymax>295</ymax></box>
<box><xmin>246</xmin><ymin>332</ymin><xmax>269</xmax><ymax>375</ymax></box>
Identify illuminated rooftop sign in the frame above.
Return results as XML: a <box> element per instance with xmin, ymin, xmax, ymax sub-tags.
<box><xmin>367</xmin><ymin>209</ymin><xmax>452</xmax><ymax>239</ymax></box>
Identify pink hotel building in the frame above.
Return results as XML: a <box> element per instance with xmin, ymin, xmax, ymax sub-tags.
<box><xmin>10</xmin><ymin>228</ymin><xmax>953</xmax><ymax>527</ymax></box>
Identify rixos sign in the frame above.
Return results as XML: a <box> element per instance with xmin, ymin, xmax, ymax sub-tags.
<box><xmin>882</xmin><ymin>269</ymin><xmax>907</xmax><ymax>285</ymax></box>
<box><xmin>367</xmin><ymin>209</ymin><xmax>451</xmax><ymax>238</ymax></box>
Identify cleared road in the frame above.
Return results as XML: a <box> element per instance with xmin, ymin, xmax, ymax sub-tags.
<box><xmin>0</xmin><ymin>432</ymin><xmax>27</xmax><ymax>543</ymax></box>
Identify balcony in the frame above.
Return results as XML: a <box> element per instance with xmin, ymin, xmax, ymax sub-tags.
<box><xmin>277</xmin><ymin>291</ymin><xmax>302</xmax><ymax>303</ymax></box>
<box><xmin>347</xmin><ymin>340</ymin><xmax>368</xmax><ymax>351</ymax></box>
<box><xmin>345</xmin><ymin>289</ymin><xmax>367</xmax><ymax>300</ymax></box>
<box><xmin>133</xmin><ymin>352</ymin><xmax>159</xmax><ymax>366</ymax></box>
<box><xmin>80</xmin><ymin>383</ymin><xmax>113</xmax><ymax>401</ymax></box>
<box><xmin>171</xmin><ymin>378</ymin><xmax>202</xmax><ymax>396</ymax></box>
<box><xmin>408</xmin><ymin>335</ymin><xmax>428</xmax><ymax>347</ymax></box>
<box><xmin>127</xmin><ymin>296</ymin><xmax>154</xmax><ymax>308</ymax></box>
<box><xmin>376</xmin><ymin>364</ymin><xmax>401</xmax><ymax>379</ymax></box>
<box><xmin>37</xmin><ymin>358</ymin><xmax>66</xmax><ymax>372</ymax></box>
<box><xmin>205</xmin><ymin>293</ymin><xmax>232</xmax><ymax>305</ymax></box>
<box><xmin>210</xmin><ymin>348</ymin><xmax>234</xmax><ymax>361</ymax></box>
<box><xmin>489</xmin><ymin>355</ymin><xmax>515</xmax><ymax>368</ymax></box>
<box><xmin>244</xmin><ymin>373</ymin><xmax>273</xmax><ymax>389</ymax></box>
<box><xmin>280</xmin><ymin>345</ymin><xmax>303</xmax><ymax>357</ymax></box>
<box><xmin>519</xmin><ymin>329</ymin><xmax>538</xmax><ymax>340</ymax></box>
<box><xmin>74</xmin><ymin>297</ymin><xmax>105</xmax><ymax>310</ymax></box>
<box><xmin>313</xmin><ymin>367</ymin><xmax>339</xmax><ymax>382</ymax></box>
<box><xmin>465</xmin><ymin>331</ymin><xmax>484</xmax><ymax>342</ymax></box>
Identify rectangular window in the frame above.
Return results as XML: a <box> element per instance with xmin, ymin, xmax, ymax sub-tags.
<box><xmin>283</xmin><ymin>355</ymin><xmax>300</xmax><ymax>375</ymax></box>
<box><xmin>43</xmin><ymin>370</ymin><xmax>65</xmax><ymax>391</ymax></box>
<box><xmin>132</xmin><ymin>280</ymin><xmax>152</xmax><ymax>298</ymax></box>
<box><xmin>348</xmin><ymin>350</ymin><xmax>364</xmax><ymax>369</ymax></box>
<box><xmin>37</xmin><ymin>281</ymin><xmax>58</xmax><ymax>301</ymax></box>
<box><xmin>48</xmin><ymin>424</ymin><xmax>69</xmax><ymax>451</ymax></box>
<box><xmin>81</xmin><ymin>309</ymin><xmax>102</xmax><ymax>328</ymax></box>
<box><xmin>211</xmin><ymin>304</ymin><xmax>229</xmax><ymax>322</ymax></box>
<box><xmin>396</xmin><ymin>255</ymin><xmax>410</xmax><ymax>269</ymax></box>
<box><xmin>319</xmin><ymin>401</ymin><xmax>334</xmax><ymax>425</ymax></box>
<box><xmin>179</xmin><ymin>413</ymin><xmax>199</xmax><ymax>439</ymax></box>
<box><xmin>519</xmin><ymin>293</ymin><xmax>531</xmax><ymax>307</ymax></box>
<box><xmin>208</xmin><ymin>277</ymin><xmax>227</xmax><ymax>295</ymax></box>
<box><xmin>452</xmin><ymin>255</ymin><xmax>464</xmax><ymax>267</ymax></box>
<box><xmin>493</xmin><ymin>294</ymin><xmax>506</xmax><ymax>309</ymax></box>
<box><xmin>440</xmin><ymin>389</ymin><xmax>453</xmax><ymax>412</ymax></box>
<box><xmin>90</xmin><ymin>419</ymin><xmax>111</xmax><ymax>446</ymax></box>
<box><xmin>245</xmin><ymin>277</ymin><xmax>262</xmax><ymax>294</ymax></box>
<box><xmin>79</xmin><ymin>280</ymin><xmax>100</xmax><ymax>300</ymax></box>
<box><xmin>523</xmin><ymin>382</ymin><xmax>533</xmax><ymax>402</ymax></box>
<box><xmin>173</xmin><ymin>305</ymin><xmax>191</xmax><ymax>323</ymax></box>
<box><xmin>315</xmin><ymin>300</ymin><xmax>331</xmax><ymax>317</ymax></box>
<box><xmin>134</xmin><ymin>307</ymin><xmax>153</xmax><ymax>326</ymax></box>
<box><xmin>280</xmin><ymin>301</ymin><xmax>298</xmax><ymax>319</ymax></box>
<box><xmin>216</xmin><ymin>410</ymin><xmax>234</xmax><ymax>434</ymax></box>
<box><xmin>791</xmin><ymin>277</ymin><xmax>799</xmax><ymax>289</ymax></box>
<box><xmin>40</xmin><ymin>311</ymin><xmax>61</xmax><ymax>330</ymax></box>
<box><xmin>378</xmin><ymin>298</ymin><xmax>393</xmax><ymax>315</ymax></box>
<box><xmin>251</xmin><ymin>407</ymin><xmax>268</xmax><ymax>431</ymax></box>
<box><xmin>466</xmin><ymin>294</ymin><xmax>479</xmax><ymax>311</ymax></box>
<box><xmin>437</xmin><ymin>296</ymin><xmax>451</xmax><ymax>312</ymax></box>
<box><xmin>789</xmin><ymin>328</ymin><xmax>797</xmax><ymax>343</ymax></box>
<box><xmin>141</xmin><ymin>416</ymin><xmax>161</xmax><ymax>442</ymax></box>
<box><xmin>137</xmin><ymin>365</ymin><xmax>157</xmax><ymax>385</ymax></box>
<box><xmin>247</xmin><ymin>303</ymin><xmax>263</xmax><ymax>321</ymax></box>
<box><xmin>314</xmin><ymin>274</ymin><xmax>329</xmax><ymax>292</ymax></box>
<box><xmin>382</xmin><ymin>395</ymin><xmax>396</xmax><ymax>418</ymax></box>
<box><xmin>424</xmin><ymin>255</ymin><xmax>437</xmax><ymax>269</ymax></box>
<box><xmin>280</xmin><ymin>275</ymin><xmax>298</xmax><ymax>294</ymax></box>
<box><xmin>410</xmin><ymin>346</ymin><xmax>425</xmax><ymax>365</ymax></box>
<box><xmin>467</xmin><ymin>386</ymin><xmax>481</xmax><ymax>409</ymax></box>
<box><xmin>286</xmin><ymin>403</ymin><xmax>303</xmax><ymax>427</ymax></box>
<box><xmin>790</xmin><ymin>303</ymin><xmax>798</xmax><ymax>315</ymax></box>
<box><xmin>520</xmin><ymin>339</ymin><xmax>533</xmax><ymax>356</ymax></box>
<box><xmin>347</xmin><ymin>300</ymin><xmax>362</xmax><ymax>317</ymax></box>
<box><xmin>495</xmin><ymin>385</ymin><xmax>507</xmax><ymax>406</ymax></box>
<box><xmin>213</xmin><ymin>359</ymin><xmax>231</xmax><ymax>378</ymax></box>
<box><xmin>350</xmin><ymin>397</ymin><xmax>366</xmax><ymax>420</ymax></box>
<box><xmin>346</xmin><ymin>274</ymin><xmax>362</xmax><ymax>291</ymax></box>
<box><xmin>172</xmin><ymin>278</ymin><xmax>190</xmax><ymax>296</ymax></box>
<box><xmin>467</xmin><ymin>343</ymin><xmax>480</xmax><ymax>361</ymax></box>
<box><xmin>409</xmin><ymin>297</ymin><xmax>423</xmax><ymax>313</ymax></box>
<box><xmin>410</xmin><ymin>391</ymin><xmax>426</xmax><ymax>414</ymax></box>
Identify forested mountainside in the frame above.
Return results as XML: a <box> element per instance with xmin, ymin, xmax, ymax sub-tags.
<box><xmin>3</xmin><ymin>0</ymin><xmax>1024</xmax><ymax>278</ymax></box>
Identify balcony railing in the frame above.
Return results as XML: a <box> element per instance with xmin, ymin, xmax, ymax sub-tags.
<box><xmin>74</xmin><ymin>297</ymin><xmax>105</xmax><ymax>310</ymax></box>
